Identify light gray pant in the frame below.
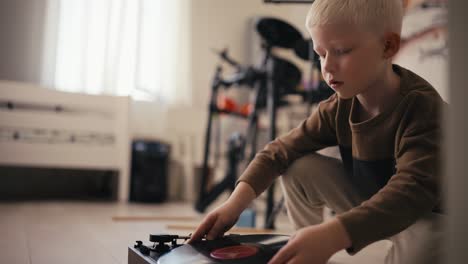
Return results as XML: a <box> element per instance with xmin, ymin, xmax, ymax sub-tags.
<box><xmin>280</xmin><ymin>153</ymin><xmax>445</xmax><ymax>264</ymax></box>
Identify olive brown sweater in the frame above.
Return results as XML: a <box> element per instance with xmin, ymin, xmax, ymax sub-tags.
<box><xmin>237</xmin><ymin>64</ymin><xmax>444</xmax><ymax>253</ymax></box>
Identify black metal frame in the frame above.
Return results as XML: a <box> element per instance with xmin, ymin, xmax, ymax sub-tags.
<box><xmin>194</xmin><ymin>47</ymin><xmax>274</xmax><ymax>216</ymax></box>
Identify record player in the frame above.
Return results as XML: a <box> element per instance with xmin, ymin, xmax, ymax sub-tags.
<box><xmin>128</xmin><ymin>233</ymin><xmax>289</xmax><ymax>264</ymax></box>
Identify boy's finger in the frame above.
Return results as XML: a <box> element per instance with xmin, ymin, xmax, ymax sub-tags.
<box><xmin>189</xmin><ymin>215</ymin><xmax>216</xmax><ymax>242</ymax></box>
<box><xmin>190</xmin><ymin>221</ymin><xmax>212</xmax><ymax>242</ymax></box>
<box><xmin>206</xmin><ymin>220</ymin><xmax>227</xmax><ymax>240</ymax></box>
<box><xmin>286</xmin><ymin>256</ymin><xmax>300</xmax><ymax>264</ymax></box>
<box><xmin>268</xmin><ymin>243</ymin><xmax>296</xmax><ymax>264</ymax></box>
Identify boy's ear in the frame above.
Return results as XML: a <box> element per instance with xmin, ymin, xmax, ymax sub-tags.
<box><xmin>382</xmin><ymin>32</ymin><xmax>401</xmax><ymax>59</ymax></box>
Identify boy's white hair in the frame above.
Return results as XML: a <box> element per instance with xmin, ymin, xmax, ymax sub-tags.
<box><xmin>306</xmin><ymin>0</ymin><xmax>404</xmax><ymax>35</ymax></box>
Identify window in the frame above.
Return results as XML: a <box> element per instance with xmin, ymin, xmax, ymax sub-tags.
<box><xmin>42</xmin><ymin>0</ymin><xmax>191</xmax><ymax>104</ymax></box>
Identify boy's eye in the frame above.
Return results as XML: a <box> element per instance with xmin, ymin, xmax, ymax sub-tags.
<box><xmin>335</xmin><ymin>48</ymin><xmax>351</xmax><ymax>55</ymax></box>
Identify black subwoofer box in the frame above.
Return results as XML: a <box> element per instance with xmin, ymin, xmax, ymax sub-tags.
<box><xmin>130</xmin><ymin>140</ymin><xmax>169</xmax><ymax>203</ymax></box>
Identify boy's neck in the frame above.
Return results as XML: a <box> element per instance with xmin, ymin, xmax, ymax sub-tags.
<box><xmin>356</xmin><ymin>64</ymin><xmax>401</xmax><ymax>121</ymax></box>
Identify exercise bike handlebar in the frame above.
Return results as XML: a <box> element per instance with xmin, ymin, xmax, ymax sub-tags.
<box><xmin>212</xmin><ymin>48</ymin><xmax>242</xmax><ymax>71</ymax></box>
<box><xmin>212</xmin><ymin>48</ymin><xmax>265</xmax><ymax>88</ymax></box>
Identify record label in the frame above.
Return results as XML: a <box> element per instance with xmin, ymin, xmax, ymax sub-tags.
<box><xmin>210</xmin><ymin>245</ymin><xmax>259</xmax><ymax>260</ymax></box>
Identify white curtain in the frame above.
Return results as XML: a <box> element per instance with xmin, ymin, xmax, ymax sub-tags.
<box><xmin>41</xmin><ymin>0</ymin><xmax>191</xmax><ymax>104</ymax></box>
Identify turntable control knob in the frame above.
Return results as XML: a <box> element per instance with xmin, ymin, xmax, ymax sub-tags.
<box><xmin>134</xmin><ymin>240</ymin><xmax>151</xmax><ymax>255</ymax></box>
<box><xmin>134</xmin><ymin>241</ymin><xmax>143</xmax><ymax>248</ymax></box>
<box><xmin>139</xmin><ymin>245</ymin><xmax>150</xmax><ymax>255</ymax></box>
<box><xmin>155</xmin><ymin>243</ymin><xmax>171</xmax><ymax>253</ymax></box>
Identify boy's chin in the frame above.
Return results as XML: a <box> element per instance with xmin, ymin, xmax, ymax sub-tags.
<box><xmin>336</xmin><ymin>92</ymin><xmax>355</xmax><ymax>100</ymax></box>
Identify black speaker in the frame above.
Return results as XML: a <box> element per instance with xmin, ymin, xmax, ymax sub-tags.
<box><xmin>130</xmin><ymin>140</ymin><xmax>169</xmax><ymax>203</ymax></box>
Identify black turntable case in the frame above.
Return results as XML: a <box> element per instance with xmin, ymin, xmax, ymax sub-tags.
<box><xmin>128</xmin><ymin>234</ymin><xmax>290</xmax><ymax>264</ymax></box>
<box><xmin>129</xmin><ymin>140</ymin><xmax>169</xmax><ymax>203</ymax></box>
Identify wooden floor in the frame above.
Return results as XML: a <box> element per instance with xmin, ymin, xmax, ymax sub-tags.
<box><xmin>0</xmin><ymin>201</ymin><xmax>389</xmax><ymax>264</ymax></box>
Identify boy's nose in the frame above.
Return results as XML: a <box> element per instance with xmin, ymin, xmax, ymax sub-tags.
<box><xmin>322</xmin><ymin>55</ymin><xmax>337</xmax><ymax>74</ymax></box>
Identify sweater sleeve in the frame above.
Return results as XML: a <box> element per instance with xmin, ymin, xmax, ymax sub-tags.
<box><xmin>237</xmin><ymin>94</ymin><xmax>339</xmax><ymax>196</ymax></box>
<box><xmin>337</xmin><ymin>93</ymin><xmax>443</xmax><ymax>254</ymax></box>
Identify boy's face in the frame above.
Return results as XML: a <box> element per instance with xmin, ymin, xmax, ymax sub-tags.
<box><xmin>310</xmin><ymin>23</ymin><xmax>387</xmax><ymax>99</ymax></box>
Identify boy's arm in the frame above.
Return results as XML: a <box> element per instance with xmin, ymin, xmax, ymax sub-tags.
<box><xmin>238</xmin><ymin>94</ymin><xmax>340</xmax><ymax>196</ymax></box>
<box><xmin>226</xmin><ymin>181</ymin><xmax>257</xmax><ymax>213</ymax></box>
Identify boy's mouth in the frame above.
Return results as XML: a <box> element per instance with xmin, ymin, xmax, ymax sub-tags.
<box><xmin>329</xmin><ymin>80</ymin><xmax>344</xmax><ymax>89</ymax></box>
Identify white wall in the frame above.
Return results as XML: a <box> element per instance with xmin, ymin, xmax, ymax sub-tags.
<box><xmin>131</xmin><ymin>100</ymin><xmax>168</xmax><ymax>139</ymax></box>
<box><xmin>0</xmin><ymin>0</ymin><xmax>47</xmax><ymax>83</ymax></box>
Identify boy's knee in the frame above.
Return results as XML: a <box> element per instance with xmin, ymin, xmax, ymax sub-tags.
<box><xmin>282</xmin><ymin>153</ymin><xmax>329</xmax><ymax>185</ymax></box>
<box><xmin>282</xmin><ymin>152</ymin><xmax>346</xmax><ymax>196</ymax></box>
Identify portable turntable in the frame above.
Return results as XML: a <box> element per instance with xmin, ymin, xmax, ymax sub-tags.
<box><xmin>128</xmin><ymin>233</ymin><xmax>289</xmax><ymax>264</ymax></box>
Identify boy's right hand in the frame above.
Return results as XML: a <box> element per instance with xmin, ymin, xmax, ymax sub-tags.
<box><xmin>189</xmin><ymin>182</ymin><xmax>257</xmax><ymax>242</ymax></box>
<box><xmin>189</xmin><ymin>201</ymin><xmax>240</xmax><ymax>242</ymax></box>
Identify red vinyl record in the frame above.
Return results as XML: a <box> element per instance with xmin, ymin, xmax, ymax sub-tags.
<box><xmin>210</xmin><ymin>245</ymin><xmax>259</xmax><ymax>260</ymax></box>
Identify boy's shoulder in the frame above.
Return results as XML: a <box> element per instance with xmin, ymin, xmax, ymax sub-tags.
<box><xmin>394</xmin><ymin>65</ymin><xmax>446</xmax><ymax>129</ymax></box>
<box><xmin>395</xmin><ymin>64</ymin><xmax>444</xmax><ymax>104</ymax></box>
<box><xmin>316</xmin><ymin>92</ymin><xmax>341</xmax><ymax>116</ymax></box>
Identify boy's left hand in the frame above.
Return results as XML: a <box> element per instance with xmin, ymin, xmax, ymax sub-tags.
<box><xmin>268</xmin><ymin>219</ymin><xmax>351</xmax><ymax>264</ymax></box>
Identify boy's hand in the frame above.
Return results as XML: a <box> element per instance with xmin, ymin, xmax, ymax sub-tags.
<box><xmin>268</xmin><ymin>219</ymin><xmax>351</xmax><ymax>264</ymax></box>
<box><xmin>189</xmin><ymin>201</ymin><xmax>240</xmax><ymax>242</ymax></box>
<box><xmin>189</xmin><ymin>182</ymin><xmax>256</xmax><ymax>243</ymax></box>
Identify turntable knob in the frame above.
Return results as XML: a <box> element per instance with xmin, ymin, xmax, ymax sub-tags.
<box><xmin>134</xmin><ymin>240</ymin><xmax>152</xmax><ymax>255</ymax></box>
<box><xmin>134</xmin><ymin>240</ymin><xmax>143</xmax><ymax>248</ymax></box>
<box><xmin>155</xmin><ymin>243</ymin><xmax>171</xmax><ymax>253</ymax></box>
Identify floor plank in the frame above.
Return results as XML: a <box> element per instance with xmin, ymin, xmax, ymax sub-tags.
<box><xmin>0</xmin><ymin>204</ymin><xmax>30</xmax><ymax>264</ymax></box>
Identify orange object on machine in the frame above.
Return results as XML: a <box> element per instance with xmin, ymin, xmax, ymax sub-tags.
<box><xmin>239</xmin><ymin>103</ymin><xmax>253</xmax><ymax>117</ymax></box>
<box><xmin>217</xmin><ymin>95</ymin><xmax>238</xmax><ymax>113</ymax></box>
